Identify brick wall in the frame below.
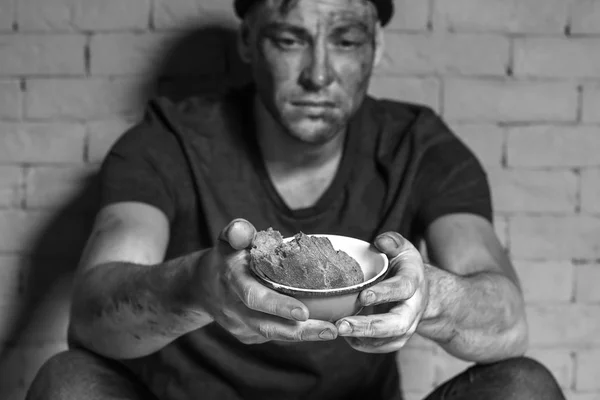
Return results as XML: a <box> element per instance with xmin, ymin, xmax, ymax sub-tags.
<box><xmin>0</xmin><ymin>0</ymin><xmax>598</xmax><ymax>399</ymax></box>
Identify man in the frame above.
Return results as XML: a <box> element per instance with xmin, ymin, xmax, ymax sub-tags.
<box><xmin>27</xmin><ymin>0</ymin><xmax>565</xmax><ymax>399</ymax></box>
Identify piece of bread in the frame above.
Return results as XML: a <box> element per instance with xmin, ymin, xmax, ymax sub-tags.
<box><xmin>250</xmin><ymin>228</ymin><xmax>364</xmax><ymax>289</ymax></box>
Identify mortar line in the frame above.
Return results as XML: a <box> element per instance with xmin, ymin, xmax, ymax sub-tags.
<box><xmin>571</xmin><ymin>258</ymin><xmax>577</xmax><ymax>304</ymax></box>
<box><xmin>84</xmin><ymin>34</ymin><xmax>91</xmax><ymax>77</ymax></box>
<box><xmin>437</xmin><ymin>76</ymin><xmax>444</xmax><ymax>116</ymax></box>
<box><xmin>427</xmin><ymin>0</ymin><xmax>435</xmax><ymax>31</ymax></box>
<box><xmin>570</xmin><ymin>350</ymin><xmax>577</xmax><ymax>391</ymax></box>
<box><xmin>20</xmin><ymin>164</ymin><xmax>30</xmax><ymax>210</ymax></box>
<box><xmin>506</xmin><ymin>35</ymin><xmax>514</xmax><ymax>77</ymax></box>
<box><xmin>149</xmin><ymin>0</ymin><xmax>156</xmax><ymax>31</ymax></box>
<box><xmin>576</xmin><ymin>83</ymin><xmax>584</xmax><ymax>123</ymax></box>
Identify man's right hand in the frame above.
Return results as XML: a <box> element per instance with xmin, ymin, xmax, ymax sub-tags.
<box><xmin>193</xmin><ymin>219</ymin><xmax>339</xmax><ymax>344</ymax></box>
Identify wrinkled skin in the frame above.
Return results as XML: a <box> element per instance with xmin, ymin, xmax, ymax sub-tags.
<box><xmin>335</xmin><ymin>233</ymin><xmax>429</xmax><ymax>353</ymax></box>
<box><xmin>196</xmin><ymin>219</ymin><xmax>340</xmax><ymax>344</ymax></box>
<box><xmin>239</xmin><ymin>0</ymin><xmax>384</xmax><ymax>145</ymax></box>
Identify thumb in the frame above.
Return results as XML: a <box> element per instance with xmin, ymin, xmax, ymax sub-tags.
<box><xmin>374</xmin><ymin>232</ymin><xmax>415</xmax><ymax>259</ymax></box>
<box><xmin>218</xmin><ymin>218</ymin><xmax>256</xmax><ymax>251</ymax></box>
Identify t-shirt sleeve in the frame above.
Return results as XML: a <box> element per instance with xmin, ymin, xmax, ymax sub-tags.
<box><xmin>413</xmin><ymin>118</ymin><xmax>493</xmax><ymax>232</ymax></box>
<box><xmin>98</xmin><ymin>122</ymin><xmax>176</xmax><ymax>222</ymax></box>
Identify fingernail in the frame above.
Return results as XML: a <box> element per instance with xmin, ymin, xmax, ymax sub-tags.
<box><xmin>319</xmin><ymin>329</ymin><xmax>335</xmax><ymax>340</ymax></box>
<box><xmin>337</xmin><ymin>320</ymin><xmax>352</xmax><ymax>335</ymax></box>
<box><xmin>387</xmin><ymin>234</ymin><xmax>402</xmax><ymax>247</ymax></box>
<box><xmin>291</xmin><ymin>308</ymin><xmax>307</xmax><ymax>321</ymax></box>
<box><xmin>363</xmin><ymin>290</ymin><xmax>376</xmax><ymax>305</ymax></box>
<box><xmin>225</xmin><ymin>221</ymin><xmax>237</xmax><ymax>236</ymax></box>
<box><xmin>376</xmin><ymin>234</ymin><xmax>396</xmax><ymax>249</ymax></box>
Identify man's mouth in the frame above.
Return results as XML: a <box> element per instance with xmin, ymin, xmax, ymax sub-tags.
<box><xmin>291</xmin><ymin>100</ymin><xmax>337</xmax><ymax>108</ymax></box>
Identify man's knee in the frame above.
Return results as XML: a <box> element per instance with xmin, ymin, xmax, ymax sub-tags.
<box><xmin>489</xmin><ymin>356</ymin><xmax>565</xmax><ymax>399</ymax></box>
<box><xmin>26</xmin><ymin>349</ymin><xmax>88</xmax><ymax>400</ymax></box>
<box><xmin>26</xmin><ymin>348</ymin><xmax>155</xmax><ymax>400</ymax></box>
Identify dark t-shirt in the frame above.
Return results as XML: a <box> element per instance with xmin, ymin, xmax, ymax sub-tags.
<box><xmin>99</xmin><ymin>85</ymin><xmax>492</xmax><ymax>400</ymax></box>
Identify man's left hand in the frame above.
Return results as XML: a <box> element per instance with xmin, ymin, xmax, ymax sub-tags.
<box><xmin>335</xmin><ymin>232</ymin><xmax>429</xmax><ymax>353</ymax></box>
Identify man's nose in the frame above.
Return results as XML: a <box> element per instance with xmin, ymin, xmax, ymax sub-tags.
<box><xmin>299</xmin><ymin>44</ymin><xmax>334</xmax><ymax>90</ymax></box>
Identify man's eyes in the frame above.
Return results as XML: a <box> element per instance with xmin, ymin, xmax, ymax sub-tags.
<box><xmin>334</xmin><ymin>39</ymin><xmax>364</xmax><ymax>49</ymax></box>
<box><xmin>271</xmin><ymin>36</ymin><xmax>306</xmax><ymax>49</ymax></box>
<box><xmin>269</xmin><ymin>35</ymin><xmax>367</xmax><ymax>51</ymax></box>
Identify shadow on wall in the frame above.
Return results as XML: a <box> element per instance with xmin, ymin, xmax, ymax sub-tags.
<box><xmin>0</xmin><ymin>176</ymin><xmax>98</xmax><ymax>394</ymax></box>
<box><xmin>0</xmin><ymin>21</ymin><xmax>249</xmax><ymax>395</ymax></box>
<box><xmin>152</xmin><ymin>24</ymin><xmax>252</xmax><ymax>101</ymax></box>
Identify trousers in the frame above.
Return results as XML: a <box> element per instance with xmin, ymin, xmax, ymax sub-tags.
<box><xmin>26</xmin><ymin>348</ymin><xmax>566</xmax><ymax>400</ymax></box>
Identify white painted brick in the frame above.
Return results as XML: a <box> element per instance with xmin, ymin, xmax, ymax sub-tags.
<box><xmin>0</xmin><ymin>122</ymin><xmax>85</xmax><ymax>163</ymax></box>
<box><xmin>25</xmin><ymin>78</ymin><xmax>146</xmax><ymax>120</ymax></box>
<box><xmin>527</xmin><ymin>304</ymin><xmax>600</xmax><ymax>347</ymax></box>
<box><xmin>17</xmin><ymin>0</ymin><xmax>151</xmax><ymax>31</ymax></box>
<box><xmin>513</xmin><ymin>260</ymin><xmax>574</xmax><ymax>303</ymax></box>
<box><xmin>0</xmin><ymin>210</ymin><xmax>88</xmax><ymax>254</ymax></box>
<box><xmin>0</xmin><ymin>300</ymin><xmax>20</xmax><ymax>345</ymax></box>
<box><xmin>0</xmin><ymin>255</ymin><xmax>23</xmax><ymax>300</ymax></box>
<box><xmin>510</xmin><ymin>216</ymin><xmax>600</xmax><ymax>259</ymax></box>
<box><xmin>90</xmin><ymin>33</ymin><xmax>181</xmax><ymax>76</ymax></box>
<box><xmin>386</xmin><ymin>0</ymin><xmax>429</xmax><ymax>31</ymax></box>
<box><xmin>433</xmin><ymin>0</ymin><xmax>569</xmax><ymax>33</ymax></box>
<box><xmin>434</xmin><ymin>350</ymin><xmax>474</xmax><ymax>385</ymax></box>
<box><xmin>487</xmin><ymin>169</ymin><xmax>578</xmax><ymax>213</ymax></box>
<box><xmin>0</xmin><ymin>0</ymin><xmax>14</xmax><ymax>31</ymax></box>
<box><xmin>576</xmin><ymin>349</ymin><xmax>600</xmax><ymax>390</ymax></box>
<box><xmin>571</xmin><ymin>0</ymin><xmax>600</xmax><ymax>34</ymax></box>
<box><xmin>494</xmin><ymin>215</ymin><xmax>508</xmax><ymax>248</ymax></box>
<box><xmin>507</xmin><ymin>126</ymin><xmax>600</xmax><ymax>168</ymax></box>
<box><xmin>443</xmin><ymin>80</ymin><xmax>578</xmax><ymax>123</ymax></box>
<box><xmin>26</xmin><ymin>166</ymin><xmax>98</xmax><ymax>209</ymax></box>
<box><xmin>91</xmin><ymin>33</ymin><xmax>227</xmax><ymax>76</ymax></box>
<box><xmin>0</xmin><ymin>211</ymin><xmax>39</xmax><ymax>253</ymax></box>
<box><xmin>17</xmin><ymin>0</ymin><xmax>73</xmax><ymax>31</ymax></box>
<box><xmin>0</xmin><ymin>343</ymin><xmax>68</xmax><ymax>394</ymax></box>
<box><xmin>87</xmin><ymin>119</ymin><xmax>135</xmax><ymax>163</ymax></box>
<box><xmin>0</xmin><ymin>166</ymin><xmax>22</xmax><ymax>208</ymax></box>
<box><xmin>527</xmin><ymin>349</ymin><xmax>573</xmax><ymax>389</ymax></box>
<box><xmin>566</xmin><ymin>392</ymin><xmax>600</xmax><ymax>400</ymax></box>
<box><xmin>5</xmin><ymin>268</ymin><xmax>73</xmax><ymax>342</ymax></box>
<box><xmin>515</xmin><ymin>38</ymin><xmax>600</xmax><ymax>79</ymax></box>
<box><xmin>368</xmin><ymin>76</ymin><xmax>440</xmax><ymax>111</ymax></box>
<box><xmin>582</xmin><ymin>83</ymin><xmax>600</xmax><ymax>123</ymax></box>
<box><xmin>576</xmin><ymin>263</ymin><xmax>600</xmax><ymax>303</ymax></box>
<box><xmin>0</xmin><ymin>80</ymin><xmax>21</xmax><ymax>119</ymax></box>
<box><xmin>153</xmin><ymin>0</ymin><xmax>236</xmax><ymax>29</ymax></box>
<box><xmin>582</xmin><ymin>168</ymin><xmax>600</xmax><ymax>214</ymax></box>
<box><xmin>396</xmin><ymin>348</ymin><xmax>436</xmax><ymax>391</ymax></box>
<box><xmin>380</xmin><ymin>33</ymin><xmax>509</xmax><ymax>76</ymax></box>
<box><xmin>73</xmin><ymin>0</ymin><xmax>151</xmax><ymax>31</ymax></box>
<box><xmin>0</xmin><ymin>34</ymin><xmax>85</xmax><ymax>76</ymax></box>
<box><xmin>448</xmin><ymin>123</ymin><xmax>504</xmax><ymax>167</ymax></box>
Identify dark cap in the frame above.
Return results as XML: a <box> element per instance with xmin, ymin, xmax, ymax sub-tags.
<box><xmin>233</xmin><ymin>0</ymin><xmax>394</xmax><ymax>27</ymax></box>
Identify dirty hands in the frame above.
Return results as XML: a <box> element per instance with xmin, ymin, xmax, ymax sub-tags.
<box><xmin>335</xmin><ymin>232</ymin><xmax>430</xmax><ymax>353</ymax></box>
<box><xmin>195</xmin><ymin>219</ymin><xmax>338</xmax><ymax>345</ymax></box>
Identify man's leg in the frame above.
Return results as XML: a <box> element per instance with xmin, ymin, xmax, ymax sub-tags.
<box><xmin>26</xmin><ymin>348</ymin><xmax>159</xmax><ymax>400</ymax></box>
<box><xmin>423</xmin><ymin>356</ymin><xmax>565</xmax><ymax>400</ymax></box>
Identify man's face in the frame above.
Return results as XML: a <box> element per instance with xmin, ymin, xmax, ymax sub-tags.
<box><xmin>243</xmin><ymin>0</ymin><xmax>380</xmax><ymax>145</ymax></box>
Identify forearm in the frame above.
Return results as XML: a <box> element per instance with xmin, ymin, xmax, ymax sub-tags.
<box><xmin>417</xmin><ymin>264</ymin><xmax>528</xmax><ymax>363</ymax></box>
<box><xmin>69</xmin><ymin>250</ymin><xmax>213</xmax><ymax>359</ymax></box>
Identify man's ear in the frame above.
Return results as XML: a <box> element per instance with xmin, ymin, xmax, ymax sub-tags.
<box><xmin>237</xmin><ymin>22</ymin><xmax>252</xmax><ymax>64</ymax></box>
<box><xmin>373</xmin><ymin>24</ymin><xmax>385</xmax><ymax>67</ymax></box>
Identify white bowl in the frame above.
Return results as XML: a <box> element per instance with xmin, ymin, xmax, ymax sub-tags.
<box><xmin>250</xmin><ymin>234</ymin><xmax>389</xmax><ymax>322</ymax></box>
